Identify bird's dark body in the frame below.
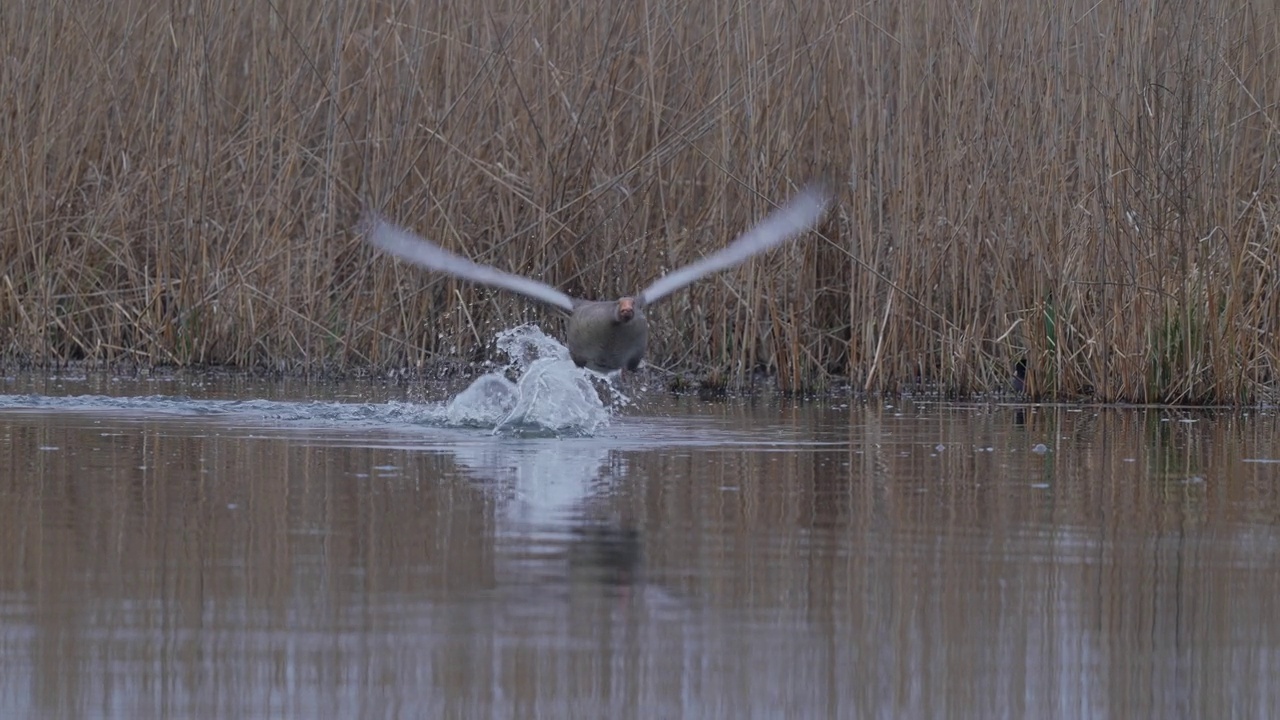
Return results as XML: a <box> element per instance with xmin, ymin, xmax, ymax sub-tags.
<box><xmin>566</xmin><ymin>300</ymin><xmax>649</xmax><ymax>372</ymax></box>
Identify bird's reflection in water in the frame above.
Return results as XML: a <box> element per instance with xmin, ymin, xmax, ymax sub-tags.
<box><xmin>567</xmin><ymin>524</ymin><xmax>643</xmax><ymax>592</ymax></box>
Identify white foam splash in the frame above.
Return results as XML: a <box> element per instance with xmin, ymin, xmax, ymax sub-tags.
<box><xmin>0</xmin><ymin>325</ymin><xmax>629</xmax><ymax>437</ymax></box>
<box><xmin>442</xmin><ymin>324</ymin><xmax>623</xmax><ymax>437</ymax></box>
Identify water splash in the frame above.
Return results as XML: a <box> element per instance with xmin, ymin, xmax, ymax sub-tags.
<box><xmin>0</xmin><ymin>326</ymin><xmax>628</xmax><ymax>437</ymax></box>
<box><xmin>444</xmin><ymin>324</ymin><xmax>622</xmax><ymax>437</ymax></box>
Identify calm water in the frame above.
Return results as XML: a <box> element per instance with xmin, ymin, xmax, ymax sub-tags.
<box><xmin>1</xmin><ymin>374</ymin><xmax>1279</xmax><ymax>718</ymax></box>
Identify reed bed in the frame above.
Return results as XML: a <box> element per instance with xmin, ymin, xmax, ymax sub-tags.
<box><xmin>1</xmin><ymin>0</ymin><xmax>1278</xmax><ymax>401</ymax></box>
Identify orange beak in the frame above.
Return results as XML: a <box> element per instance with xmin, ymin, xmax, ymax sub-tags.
<box><xmin>617</xmin><ymin>297</ymin><xmax>635</xmax><ymax>322</ymax></box>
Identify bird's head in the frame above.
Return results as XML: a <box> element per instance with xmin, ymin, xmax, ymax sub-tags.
<box><xmin>616</xmin><ymin>297</ymin><xmax>637</xmax><ymax>323</ymax></box>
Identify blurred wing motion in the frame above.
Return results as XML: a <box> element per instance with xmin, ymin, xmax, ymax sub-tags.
<box><xmin>360</xmin><ymin>212</ymin><xmax>577</xmax><ymax>313</ymax></box>
<box><xmin>638</xmin><ymin>182</ymin><xmax>831</xmax><ymax>307</ymax></box>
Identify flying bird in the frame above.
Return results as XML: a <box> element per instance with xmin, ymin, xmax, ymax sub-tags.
<box><xmin>360</xmin><ymin>182</ymin><xmax>831</xmax><ymax>373</ymax></box>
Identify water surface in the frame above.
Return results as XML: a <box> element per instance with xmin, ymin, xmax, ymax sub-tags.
<box><xmin>1</xmin><ymin>374</ymin><xmax>1278</xmax><ymax>718</ymax></box>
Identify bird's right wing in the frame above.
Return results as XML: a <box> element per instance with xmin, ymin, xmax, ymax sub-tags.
<box><xmin>360</xmin><ymin>212</ymin><xmax>577</xmax><ymax>313</ymax></box>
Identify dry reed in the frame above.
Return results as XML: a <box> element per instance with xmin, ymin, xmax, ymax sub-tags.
<box><xmin>1</xmin><ymin>0</ymin><xmax>1278</xmax><ymax>401</ymax></box>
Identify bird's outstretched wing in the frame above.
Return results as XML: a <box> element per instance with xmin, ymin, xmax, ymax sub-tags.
<box><xmin>360</xmin><ymin>212</ymin><xmax>577</xmax><ymax>313</ymax></box>
<box><xmin>638</xmin><ymin>182</ymin><xmax>831</xmax><ymax>307</ymax></box>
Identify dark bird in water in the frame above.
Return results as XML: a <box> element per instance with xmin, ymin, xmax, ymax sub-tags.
<box><xmin>360</xmin><ymin>182</ymin><xmax>831</xmax><ymax>373</ymax></box>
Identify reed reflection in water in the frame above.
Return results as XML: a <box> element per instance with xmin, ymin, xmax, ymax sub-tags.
<box><xmin>0</xmin><ymin>390</ymin><xmax>1278</xmax><ymax>717</ymax></box>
